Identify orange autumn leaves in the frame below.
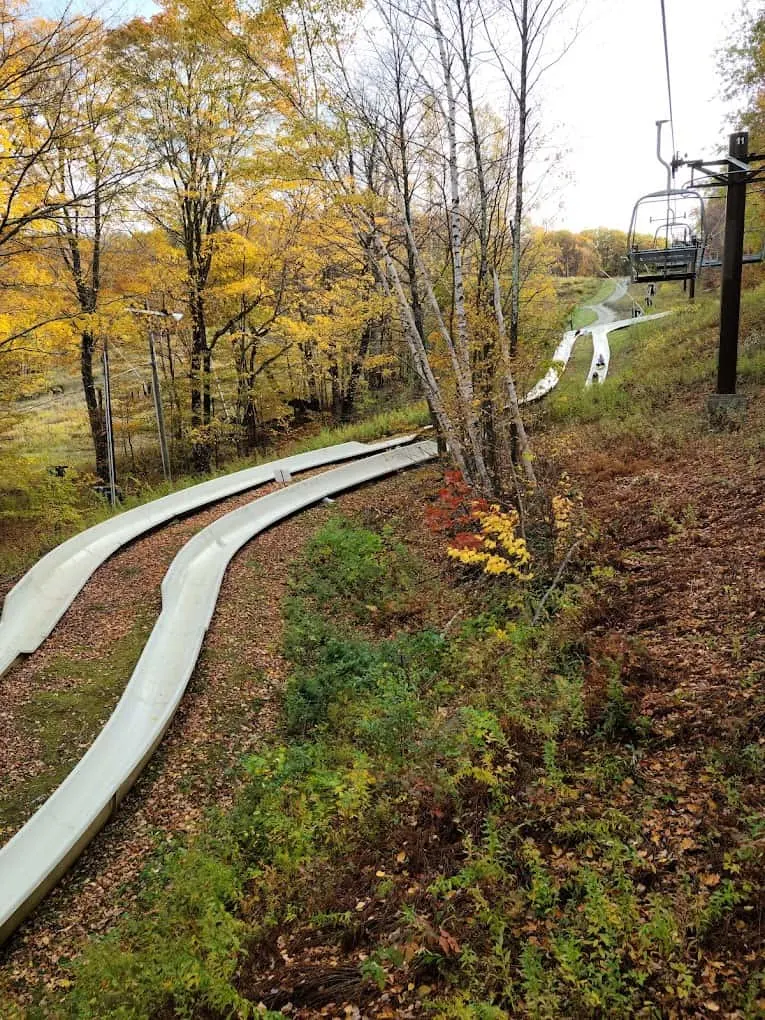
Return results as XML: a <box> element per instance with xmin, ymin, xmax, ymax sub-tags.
<box><xmin>426</xmin><ymin>470</ymin><xmax>585</xmax><ymax>581</ymax></box>
<box><xmin>425</xmin><ymin>470</ymin><xmax>533</xmax><ymax>580</ymax></box>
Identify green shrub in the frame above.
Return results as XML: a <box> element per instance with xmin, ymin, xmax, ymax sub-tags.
<box><xmin>56</xmin><ymin>840</ymin><xmax>248</xmax><ymax>1019</ymax></box>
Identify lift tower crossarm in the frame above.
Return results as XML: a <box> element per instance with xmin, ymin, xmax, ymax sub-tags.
<box><xmin>677</xmin><ymin>152</ymin><xmax>765</xmax><ymax>189</ymax></box>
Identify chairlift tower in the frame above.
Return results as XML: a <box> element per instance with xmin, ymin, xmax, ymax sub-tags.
<box><xmin>128</xmin><ymin>305</ymin><xmax>184</xmax><ymax>480</ymax></box>
<box><xmin>674</xmin><ymin>130</ymin><xmax>765</xmax><ymax>414</ymax></box>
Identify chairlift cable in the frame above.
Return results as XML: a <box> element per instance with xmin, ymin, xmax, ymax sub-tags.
<box><xmin>660</xmin><ymin>0</ymin><xmax>677</xmax><ymax>157</ymax></box>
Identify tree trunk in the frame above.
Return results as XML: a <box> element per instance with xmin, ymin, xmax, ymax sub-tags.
<box><xmin>81</xmin><ymin>329</ymin><xmax>109</xmax><ymax>482</ymax></box>
<box><xmin>398</xmin><ymin>212</ymin><xmax>492</xmax><ymax>492</ymax></box>
<box><xmin>190</xmin><ymin>347</ymin><xmax>202</xmax><ymax>427</ymax></box>
<box><xmin>492</xmin><ymin>266</ymin><xmax>536</xmax><ymax>486</ymax></box>
<box><xmin>299</xmin><ymin>341</ymin><xmax>320</xmax><ymax>407</ymax></box>
<box><xmin>340</xmin><ymin>319</ymin><xmax>373</xmax><ymax>421</ymax></box>
<box><xmin>370</xmin><ymin>232</ymin><xmax>474</xmax><ymax>484</ymax></box>
<box><xmin>188</xmin><ymin>282</ymin><xmax>207</xmax><ymax>427</ymax></box>
<box><xmin>242</xmin><ymin>395</ymin><xmax>260</xmax><ymax>450</ymax></box>
<box><xmin>394</xmin><ymin>87</ymin><xmax>438</xmax><ymax>447</ymax></box>
<box><xmin>509</xmin><ymin>0</ymin><xmax>529</xmax><ymax>358</ymax></box>
<box><xmin>202</xmin><ymin>348</ymin><xmax>212</xmax><ymax>425</ymax></box>
<box><xmin>327</xmin><ymin>359</ymin><xmax>341</xmax><ymax>419</ymax></box>
<box><xmin>431</xmin><ymin>0</ymin><xmax>471</xmax><ymax>377</ymax></box>
<box><xmin>456</xmin><ymin>0</ymin><xmax>499</xmax><ymax>479</ymax></box>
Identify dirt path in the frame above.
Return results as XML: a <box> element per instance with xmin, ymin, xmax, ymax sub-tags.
<box><xmin>582</xmin><ymin>276</ymin><xmax>628</xmax><ymax>325</ymax></box>
<box><xmin>0</xmin><ymin>467</ymin><xmax>440</xmax><ymax>1008</ymax></box>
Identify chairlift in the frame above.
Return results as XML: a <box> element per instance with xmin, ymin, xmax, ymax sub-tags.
<box><xmin>627</xmin><ymin>188</ymin><xmax>706</xmax><ymax>284</ymax></box>
<box><xmin>625</xmin><ymin>121</ymin><xmax>707</xmax><ymax>293</ymax></box>
<box><xmin>653</xmin><ymin>220</ymin><xmax>692</xmax><ymax>248</ymax></box>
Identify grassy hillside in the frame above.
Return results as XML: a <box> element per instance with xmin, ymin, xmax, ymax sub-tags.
<box><xmin>608</xmin><ymin>278</ymin><xmax>692</xmax><ymax>319</ymax></box>
<box><xmin>553</xmin><ymin>276</ymin><xmax>616</xmax><ymax>329</ymax></box>
<box><xmin>540</xmin><ymin>285</ymin><xmax>764</xmax><ymax>438</ymax></box>
<box><xmin>9</xmin><ymin>284</ymin><xmax>762</xmax><ymax>1019</ymax></box>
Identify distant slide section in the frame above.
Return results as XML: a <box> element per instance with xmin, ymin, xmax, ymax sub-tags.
<box><xmin>583</xmin><ymin>313</ymin><xmax>669</xmax><ymax>387</ymax></box>
<box><xmin>522</xmin><ymin>328</ymin><xmax>579</xmax><ymax>403</ymax></box>
<box><xmin>0</xmin><ymin>437</ymin><xmax>415</xmax><ymax>677</ymax></box>
<box><xmin>0</xmin><ymin>441</ymin><xmax>437</xmax><ymax>945</ymax></box>
<box><xmin>523</xmin><ymin>277</ymin><xmax>668</xmax><ymax>401</ymax></box>
<box><xmin>583</xmin><ymin>276</ymin><xmax>628</xmax><ymax>325</ymax></box>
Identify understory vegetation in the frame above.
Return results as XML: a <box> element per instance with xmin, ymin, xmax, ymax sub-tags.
<box><xmin>24</xmin><ymin>275</ymin><xmax>764</xmax><ymax>1015</ymax></box>
<box><xmin>3</xmin><ymin>2</ymin><xmax>765</xmax><ymax>1015</ymax></box>
<box><xmin>34</xmin><ymin>509</ymin><xmax>763</xmax><ymax>1017</ymax></box>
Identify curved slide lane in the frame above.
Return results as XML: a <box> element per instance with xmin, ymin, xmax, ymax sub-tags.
<box><xmin>0</xmin><ymin>437</ymin><xmax>416</xmax><ymax>678</ymax></box>
<box><xmin>0</xmin><ymin>440</ymin><xmax>437</xmax><ymax>945</ymax></box>
<box><xmin>523</xmin><ymin>278</ymin><xmax>667</xmax><ymax>400</ymax></box>
<box><xmin>583</xmin><ymin>312</ymin><xmax>669</xmax><ymax>387</ymax></box>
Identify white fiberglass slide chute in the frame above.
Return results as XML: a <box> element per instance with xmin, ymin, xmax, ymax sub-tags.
<box><xmin>0</xmin><ymin>437</ymin><xmax>416</xmax><ymax>677</ymax></box>
<box><xmin>0</xmin><ymin>440</ymin><xmax>437</xmax><ymax>945</ymax></box>
<box><xmin>523</xmin><ymin>313</ymin><xmax>669</xmax><ymax>401</ymax></box>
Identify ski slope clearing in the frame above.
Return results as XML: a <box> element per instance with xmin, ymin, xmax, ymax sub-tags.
<box><xmin>523</xmin><ymin>279</ymin><xmax>667</xmax><ymax>401</ymax></box>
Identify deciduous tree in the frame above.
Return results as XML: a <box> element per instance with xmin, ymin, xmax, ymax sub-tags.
<box><xmin>108</xmin><ymin>0</ymin><xmax>289</xmax><ymax>465</ymax></box>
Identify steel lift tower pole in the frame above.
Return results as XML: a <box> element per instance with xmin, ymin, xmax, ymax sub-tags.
<box><xmin>128</xmin><ymin>305</ymin><xmax>183</xmax><ymax>481</ymax></box>
<box><xmin>718</xmin><ymin>131</ymin><xmax>749</xmax><ymax>396</ymax></box>
<box><xmin>147</xmin><ymin>319</ymin><xmax>171</xmax><ymax>482</ymax></box>
<box><xmin>677</xmin><ymin>129</ymin><xmax>765</xmax><ymax>421</ymax></box>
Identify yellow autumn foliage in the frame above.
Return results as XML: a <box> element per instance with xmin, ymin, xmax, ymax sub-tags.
<box><xmin>448</xmin><ymin>504</ymin><xmax>533</xmax><ymax>580</ymax></box>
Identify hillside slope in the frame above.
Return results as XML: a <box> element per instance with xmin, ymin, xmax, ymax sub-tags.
<box><xmin>2</xmin><ymin>285</ymin><xmax>763</xmax><ymax>1019</ymax></box>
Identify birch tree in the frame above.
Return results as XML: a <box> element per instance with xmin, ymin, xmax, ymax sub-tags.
<box><xmin>343</xmin><ymin>0</ymin><xmax>537</xmax><ymax>491</ymax></box>
<box><xmin>480</xmin><ymin>0</ymin><xmax>579</xmax><ymax>354</ymax></box>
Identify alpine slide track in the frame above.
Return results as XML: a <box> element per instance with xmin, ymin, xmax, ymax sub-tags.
<box><xmin>0</xmin><ymin>289</ymin><xmax>668</xmax><ymax>946</ymax></box>
<box><xmin>0</xmin><ymin>436</ymin><xmax>436</xmax><ymax>945</ymax></box>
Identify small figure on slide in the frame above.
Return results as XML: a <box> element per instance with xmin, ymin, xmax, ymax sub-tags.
<box><xmin>596</xmin><ymin>354</ymin><xmax>605</xmax><ymax>369</ymax></box>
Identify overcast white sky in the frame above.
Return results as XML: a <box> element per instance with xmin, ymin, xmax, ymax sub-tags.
<box><xmin>37</xmin><ymin>0</ymin><xmax>758</xmax><ymax>231</ymax></box>
<box><xmin>536</xmin><ymin>0</ymin><xmax>755</xmax><ymax>230</ymax></box>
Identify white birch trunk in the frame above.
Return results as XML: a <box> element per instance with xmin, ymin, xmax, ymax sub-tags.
<box><xmin>369</xmin><ymin>233</ymin><xmax>473</xmax><ymax>481</ymax></box>
<box><xmin>430</xmin><ymin>0</ymin><xmax>472</xmax><ymax>378</ymax></box>
<box><xmin>395</xmin><ymin>208</ymin><xmax>492</xmax><ymax>492</ymax></box>
<box><xmin>492</xmin><ymin>266</ymin><xmax>536</xmax><ymax>486</ymax></box>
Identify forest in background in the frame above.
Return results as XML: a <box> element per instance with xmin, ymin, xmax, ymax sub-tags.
<box><xmin>0</xmin><ymin>0</ymin><xmax>762</xmax><ymax>553</ymax></box>
<box><xmin>0</xmin><ymin>0</ymin><xmax>649</xmax><ymax>498</ymax></box>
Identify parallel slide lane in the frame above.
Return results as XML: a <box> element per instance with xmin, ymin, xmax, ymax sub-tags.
<box><xmin>0</xmin><ymin>441</ymin><xmax>437</xmax><ymax>945</ymax></box>
<box><xmin>0</xmin><ymin>437</ymin><xmax>415</xmax><ymax>677</ymax></box>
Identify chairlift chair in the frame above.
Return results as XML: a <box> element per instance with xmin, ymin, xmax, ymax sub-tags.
<box><xmin>627</xmin><ymin>189</ymin><xmax>706</xmax><ymax>284</ymax></box>
<box><xmin>653</xmin><ymin>221</ymin><xmax>693</xmax><ymax>247</ymax></box>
